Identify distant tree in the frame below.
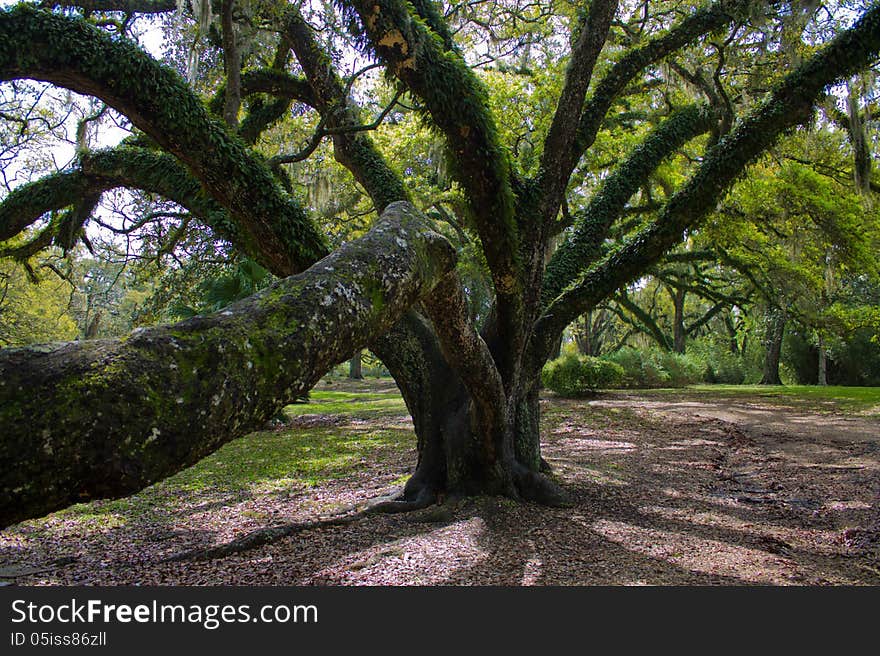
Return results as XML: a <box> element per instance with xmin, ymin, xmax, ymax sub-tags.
<box><xmin>0</xmin><ymin>256</ymin><xmax>77</xmax><ymax>346</ymax></box>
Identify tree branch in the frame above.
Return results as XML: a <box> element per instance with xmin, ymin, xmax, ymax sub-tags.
<box><xmin>613</xmin><ymin>290</ymin><xmax>672</xmax><ymax>350</ymax></box>
<box><xmin>533</xmin><ymin>3</ymin><xmax>880</xmax><ymax>360</ymax></box>
<box><xmin>537</xmin><ymin>0</ymin><xmax>618</xmax><ymax>226</ymax></box>
<box><xmin>0</xmin><ymin>202</ymin><xmax>455</xmax><ymax>528</ymax></box>
<box><xmin>0</xmin><ymin>6</ymin><xmax>327</xmax><ymax>276</ymax></box>
<box><xmin>339</xmin><ymin>0</ymin><xmax>520</xmax><ymax>296</ymax></box>
<box><xmin>37</xmin><ymin>0</ymin><xmax>177</xmax><ymax>13</ymax></box>
<box><xmin>220</xmin><ymin>0</ymin><xmax>242</xmax><ymax>128</ymax></box>
<box><xmin>542</xmin><ymin>104</ymin><xmax>718</xmax><ymax>304</ymax></box>
<box><xmin>284</xmin><ymin>7</ymin><xmax>407</xmax><ymax>212</ymax></box>
<box><xmin>0</xmin><ymin>147</ymin><xmax>266</xmax><ymax>264</ymax></box>
<box><xmin>573</xmin><ymin>1</ymin><xmax>752</xmax><ymax>169</ymax></box>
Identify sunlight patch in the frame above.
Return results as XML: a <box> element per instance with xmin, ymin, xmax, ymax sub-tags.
<box><xmin>639</xmin><ymin>505</ymin><xmax>842</xmax><ymax>555</ymax></box>
<box><xmin>552</xmin><ymin>436</ymin><xmax>636</xmax><ymax>452</ymax></box>
<box><xmin>311</xmin><ymin>518</ymin><xmax>489</xmax><ymax>585</ymax></box>
<box><xmin>520</xmin><ymin>551</ymin><xmax>542</xmax><ymax>586</ymax></box>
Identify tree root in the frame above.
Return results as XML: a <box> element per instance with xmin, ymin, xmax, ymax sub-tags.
<box><xmin>161</xmin><ymin>509</ymin><xmax>364</xmax><ymax>563</ymax></box>
<box><xmin>162</xmin><ymin>469</ymin><xmax>565</xmax><ymax>563</ymax></box>
<box><xmin>364</xmin><ymin>483</ymin><xmax>438</xmax><ymax>514</ymax></box>
<box><xmin>162</xmin><ymin>486</ymin><xmax>440</xmax><ymax>562</ymax></box>
<box><xmin>513</xmin><ymin>464</ymin><xmax>572</xmax><ymax>507</ymax></box>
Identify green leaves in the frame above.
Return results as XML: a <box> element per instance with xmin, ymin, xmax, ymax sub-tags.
<box><xmin>541</xmin><ymin>354</ymin><xmax>624</xmax><ymax>396</ymax></box>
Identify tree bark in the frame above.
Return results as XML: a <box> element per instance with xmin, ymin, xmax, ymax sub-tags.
<box><xmin>817</xmin><ymin>333</ymin><xmax>827</xmax><ymax>386</ymax></box>
<box><xmin>0</xmin><ymin>203</ymin><xmax>454</xmax><ymax>527</ymax></box>
<box><xmin>348</xmin><ymin>351</ymin><xmax>364</xmax><ymax>379</ymax></box>
<box><xmin>759</xmin><ymin>309</ymin><xmax>786</xmax><ymax>385</ymax></box>
<box><xmin>724</xmin><ymin>313</ymin><xmax>739</xmax><ymax>354</ymax></box>
<box><xmin>672</xmin><ymin>287</ymin><xmax>687</xmax><ymax>354</ymax></box>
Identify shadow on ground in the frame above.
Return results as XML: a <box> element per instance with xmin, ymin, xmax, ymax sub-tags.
<box><xmin>2</xmin><ymin>383</ymin><xmax>878</xmax><ymax>585</ymax></box>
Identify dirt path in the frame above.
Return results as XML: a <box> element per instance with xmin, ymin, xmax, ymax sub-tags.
<box><xmin>2</xmin><ymin>390</ymin><xmax>878</xmax><ymax>586</ymax></box>
<box><xmin>594</xmin><ymin>395</ymin><xmax>880</xmax><ymax>444</ymax></box>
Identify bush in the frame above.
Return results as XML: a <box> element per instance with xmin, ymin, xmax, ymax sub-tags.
<box><xmin>658</xmin><ymin>350</ymin><xmax>703</xmax><ymax>386</ymax></box>
<box><xmin>688</xmin><ymin>341</ymin><xmax>751</xmax><ymax>384</ymax></box>
<box><xmin>542</xmin><ymin>354</ymin><xmax>624</xmax><ymax>397</ymax></box>
<box><xmin>601</xmin><ymin>347</ymin><xmax>702</xmax><ymax>388</ymax></box>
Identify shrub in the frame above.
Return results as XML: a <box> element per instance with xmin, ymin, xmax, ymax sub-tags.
<box><xmin>688</xmin><ymin>341</ymin><xmax>750</xmax><ymax>384</ymax></box>
<box><xmin>600</xmin><ymin>348</ymin><xmax>648</xmax><ymax>387</ymax></box>
<box><xmin>657</xmin><ymin>350</ymin><xmax>703</xmax><ymax>387</ymax></box>
<box><xmin>601</xmin><ymin>347</ymin><xmax>702</xmax><ymax>388</ymax></box>
<box><xmin>542</xmin><ymin>354</ymin><xmax>624</xmax><ymax>397</ymax></box>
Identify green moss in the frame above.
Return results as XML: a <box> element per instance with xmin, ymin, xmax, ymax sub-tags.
<box><xmin>0</xmin><ymin>5</ymin><xmax>330</xmax><ymax>275</ymax></box>
<box><xmin>544</xmin><ymin>104</ymin><xmax>715</xmax><ymax>304</ymax></box>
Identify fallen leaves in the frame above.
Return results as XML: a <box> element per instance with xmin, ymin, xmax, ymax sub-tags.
<box><xmin>1</xmin><ymin>384</ymin><xmax>878</xmax><ymax>586</ymax></box>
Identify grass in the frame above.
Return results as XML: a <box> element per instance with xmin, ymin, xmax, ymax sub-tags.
<box><xmin>285</xmin><ymin>388</ymin><xmax>408</xmax><ymax>418</ymax></box>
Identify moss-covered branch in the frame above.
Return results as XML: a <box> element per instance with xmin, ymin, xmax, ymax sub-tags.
<box><xmin>37</xmin><ymin>0</ymin><xmax>177</xmax><ymax>13</ymax></box>
<box><xmin>573</xmin><ymin>0</ymin><xmax>752</xmax><ymax>176</ymax></box>
<box><xmin>612</xmin><ymin>291</ymin><xmax>673</xmax><ymax>351</ymax></box>
<box><xmin>207</xmin><ymin>69</ymin><xmax>317</xmax><ymax>146</ymax></box>
<box><xmin>284</xmin><ymin>7</ymin><xmax>407</xmax><ymax>212</ymax></box>
<box><xmin>0</xmin><ymin>146</ymin><xmax>264</xmax><ymax>263</ymax></box>
<box><xmin>0</xmin><ymin>169</ymin><xmax>94</xmax><ymax>243</ymax></box>
<box><xmin>339</xmin><ymin>0</ymin><xmax>520</xmax><ymax>296</ymax></box>
<box><xmin>533</xmin><ymin>2</ymin><xmax>880</xmax><ymax>361</ymax></box>
<box><xmin>0</xmin><ymin>202</ymin><xmax>455</xmax><ymax>527</ymax></box>
<box><xmin>0</xmin><ymin>5</ymin><xmax>327</xmax><ymax>275</ymax></box>
<box><xmin>209</xmin><ymin>68</ymin><xmax>317</xmax><ymax>116</ymax></box>
<box><xmin>537</xmin><ymin>0</ymin><xmax>618</xmax><ymax>225</ymax></box>
<box><xmin>542</xmin><ymin>104</ymin><xmax>718</xmax><ymax>304</ymax></box>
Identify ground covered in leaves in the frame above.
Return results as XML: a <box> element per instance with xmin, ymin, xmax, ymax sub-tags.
<box><xmin>2</xmin><ymin>379</ymin><xmax>878</xmax><ymax>585</ymax></box>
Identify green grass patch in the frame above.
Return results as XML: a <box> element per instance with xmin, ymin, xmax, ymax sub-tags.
<box><xmin>286</xmin><ymin>390</ymin><xmax>408</xmax><ymax>418</ymax></box>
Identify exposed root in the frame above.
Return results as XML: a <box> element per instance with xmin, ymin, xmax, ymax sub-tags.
<box><xmin>162</xmin><ymin>508</ymin><xmax>364</xmax><ymax>562</ymax></box>
<box><xmin>163</xmin><ymin>464</ymin><xmax>568</xmax><ymax>563</ymax></box>
<box><xmin>164</xmin><ymin>482</ymin><xmax>447</xmax><ymax>562</ymax></box>
<box><xmin>513</xmin><ymin>464</ymin><xmax>571</xmax><ymax>507</ymax></box>
<box><xmin>364</xmin><ymin>483</ymin><xmax>438</xmax><ymax>514</ymax></box>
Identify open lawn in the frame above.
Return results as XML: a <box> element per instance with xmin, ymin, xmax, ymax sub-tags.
<box><xmin>2</xmin><ymin>379</ymin><xmax>878</xmax><ymax>585</ymax></box>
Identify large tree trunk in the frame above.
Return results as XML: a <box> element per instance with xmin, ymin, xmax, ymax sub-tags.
<box><xmin>817</xmin><ymin>333</ymin><xmax>828</xmax><ymax>386</ymax></box>
<box><xmin>348</xmin><ymin>351</ymin><xmax>364</xmax><ymax>379</ymax></box>
<box><xmin>672</xmin><ymin>287</ymin><xmax>686</xmax><ymax>354</ymax></box>
<box><xmin>0</xmin><ymin>203</ymin><xmax>454</xmax><ymax>527</ymax></box>
<box><xmin>367</xmin><ymin>272</ymin><xmax>567</xmax><ymax>511</ymax></box>
<box><xmin>759</xmin><ymin>310</ymin><xmax>786</xmax><ymax>385</ymax></box>
<box><xmin>378</xmin><ymin>375</ymin><xmax>562</xmax><ymax>508</ymax></box>
<box><xmin>575</xmin><ymin>311</ymin><xmax>601</xmax><ymax>356</ymax></box>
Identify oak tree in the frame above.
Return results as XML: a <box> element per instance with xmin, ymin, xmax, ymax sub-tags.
<box><xmin>1</xmin><ymin>0</ymin><xmax>879</xmax><ymax>526</ymax></box>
